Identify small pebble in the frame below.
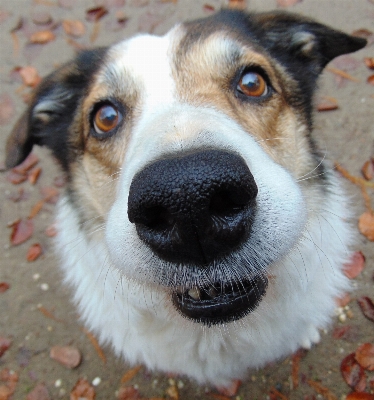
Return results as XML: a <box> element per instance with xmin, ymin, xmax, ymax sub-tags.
<box><xmin>40</xmin><ymin>283</ymin><xmax>49</xmax><ymax>291</ymax></box>
<box><xmin>177</xmin><ymin>380</ymin><xmax>184</xmax><ymax>389</ymax></box>
<box><xmin>55</xmin><ymin>379</ymin><xmax>62</xmax><ymax>388</ymax></box>
<box><xmin>33</xmin><ymin>273</ymin><xmax>40</xmax><ymax>281</ymax></box>
<box><xmin>92</xmin><ymin>377</ymin><xmax>101</xmax><ymax>386</ymax></box>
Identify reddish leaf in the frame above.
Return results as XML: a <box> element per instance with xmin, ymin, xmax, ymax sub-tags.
<box><xmin>27</xmin><ymin>243</ymin><xmax>43</xmax><ymax>262</ymax></box>
<box><xmin>346</xmin><ymin>394</ymin><xmax>374</xmax><ymax>400</ymax></box>
<box><xmin>6</xmin><ymin>170</ymin><xmax>27</xmax><ymax>184</ymax></box>
<box><xmin>117</xmin><ymin>386</ymin><xmax>141</xmax><ymax>400</ymax></box>
<box><xmin>50</xmin><ymin>346</ymin><xmax>82</xmax><ymax>369</ymax></box>
<box><xmin>62</xmin><ymin>20</ymin><xmax>86</xmax><ymax>37</ymax></box>
<box><xmin>352</xmin><ymin>28</ymin><xmax>373</xmax><ymax>39</ymax></box>
<box><xmin>216</xmin><ymin>380</ymin><xmax>241</xmax><ymax>397</ymax></box>
<box><xmin>277</xmin><ymin>0</ymin><xmax>302</xmax><ymax>6</ymax></box>
<box><xmin>341</xmin><ymin>353</ymin><xmax>366</xmax><ymax>392</ymax></box>
<box><xmin>343</xmin><ymin>251</ymin><xmax>365</xmax><ymax>279</ymax></box>
<box><xmin>358</xmin><ymin>212</ymin><xmax>374</xmax><ymax>241</ymax></box>
<box><xmin>362</xmin><ymin>159</ymin><xmax>374</xmax><ymax>180</ymax></box>
<box><xmin>355</xmin><ymin>343</ymin><xmax>374</xmax><ymax>371</ymax></box>
<box><xmin>12</xmin><ymin>153</ymin><xmax>39</xmax><ymax>174</ymax></box>
<box><xmin>86</xmin><ymin>6</ymin><xmax>108</xmax><ymax>22</ymax></box>
<box><xmin>357</xmin><ymin>296</ymin><xmax>374</xmax><ymax>322</ymax></box>
<box><xmin>28</xmin><ymin>167</ymin><xmax>42</xmax><ymax>184</ymax></box>
<box><xmin>18</xmin><ymin>66</ymin><xmax>41</xmax><ymax>88</ymax></box>
<box><xmin>0</xmin><ymin>283</ymin><xmax>10</xmax><ymax>293</ymax></box>
<box><xmin>0</xmin><ymin>93</ymin><xmax>15</xmax><ymax>125</ymax></box>
<box><xmin>368</xmin><ymin>75</ymin><xmax>374</xmax><ymax>85</ymax></box>
<box><xmin>203</xmin><ymin>4</ymin><xmax>215</xmax><ymax>12</ymax></box>
<box><xmin>364</xmin><ymin>57</ymin><xmax>374</xmax><ymax>70</ymax></box>
<box><xmin>70</xmin><ymin>378</ymin><xmax>95</xmax><ymax>400</ymax></box>
<box><xmin>0</xmin><ymin>337</ymin><xmax>12</xmax><ymax>357</ymax></box>
<box><xmin>29</xmin><ymin>30</ymin><xmax>55</xmax><ymax>44</ymax></box>
<box><xmin>26</xmin><ymin>383</ymin><xmax>50</xmax><ymax>400</ymax></box>
<box><xmin>317</xmin><ymin>96</ymin><xmax>338</xmax><ymax>111</ymax></box>
<box><xmin>10</xmin><ymin>219</ymin><xmax>34</xmax><ymax>245</ymax></box>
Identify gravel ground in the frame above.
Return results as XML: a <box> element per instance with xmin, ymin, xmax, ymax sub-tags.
<box><xmin>0</xmin><ymin>0</ymin><xmax>373</xmax><ymax>399</ymax></box>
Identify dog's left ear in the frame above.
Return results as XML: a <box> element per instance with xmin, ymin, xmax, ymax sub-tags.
<box><xmin>252</xmin><ymin>11</ymin><xmax>367</xmax><ymax>74</ymax></box>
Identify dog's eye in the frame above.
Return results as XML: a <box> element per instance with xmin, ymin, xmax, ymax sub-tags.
<box><xmin>237</xmin><ymin>71</ymin><xmax>268</xmax><ymax>98</ymax></box>
<box><xmin>93</xmin><ymin>104</ymin><xmax>121</xmax><ymax>136</ymax></box>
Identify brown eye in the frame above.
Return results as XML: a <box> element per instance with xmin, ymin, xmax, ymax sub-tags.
<box><xmin>237</xmin><ymin>71</ymin><xmax>268</xmax><ymax>98</ymax></box>
<box><xmin>93</xmin><ymin>104</ymin><xmax>120</xmax><ymax>135</ymax></box>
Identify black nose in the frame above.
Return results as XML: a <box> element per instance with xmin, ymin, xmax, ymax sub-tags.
<box><xmin>127</xmin><ymin>150</ymin><xmax>258</xmax><ymax>264</ymax></box>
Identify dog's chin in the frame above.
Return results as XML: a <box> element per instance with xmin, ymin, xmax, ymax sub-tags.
<box><xmin>171</xmin><ymin>274</ymin><xmax>268</xmax><ymax>326</ymax></box>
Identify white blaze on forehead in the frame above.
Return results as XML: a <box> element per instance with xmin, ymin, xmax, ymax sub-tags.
<box><xmin>103</xmin><ymin>30</ymin><xmax>178</xmax><ymax>111</ymax></box>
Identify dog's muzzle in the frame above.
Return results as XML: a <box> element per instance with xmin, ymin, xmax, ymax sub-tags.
<box><xmin>128</xmin><ymin>149</ymin><xmax>267</xmax><ymax>324</ymax></box>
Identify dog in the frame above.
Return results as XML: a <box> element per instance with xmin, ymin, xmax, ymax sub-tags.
<box><xmin>5</xmin><ymin>9</ymin><xmax>366</xmax><ymax>387</ymax></box>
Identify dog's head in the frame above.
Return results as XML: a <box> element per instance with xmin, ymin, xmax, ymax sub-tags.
<box><xmin>6</xmin><ymin>10</ymin><xmax>366</xmax><ymax>326</ymax></box>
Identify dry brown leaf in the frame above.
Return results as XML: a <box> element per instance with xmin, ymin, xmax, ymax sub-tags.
<box><xmin>0</xmin><ymin>283</ymin><xmax>10</xmax><ymax>294</ymax></box>
<box><xmin>70</xmin><ymin>378</ymin><xmax>95</xmax><ymax>400</ymax></box>
<box><xmin>357</xmin><ymin>296</ymin><xmax>374</xmax><ymax>323</ymax></box>
<box><xmin>86</xmin><ymin>6</ymin><xmax>108</xmax><ymax>22</ymax></box>
<box><xmin>317</xmin><ymin>96</ymin><xmax>339</xmax><ymax>111</ymax></box>
<box><xmin>0</xmin><ymin>338</ymin><xmax>11</xmax><ymax>357</ymax></box>
<box><xmin>346</xmin><ymin>393</ymin><xmax>374</xmax><ymax>400</ymax></box>
<box><xmin>82</xmin><ymin>328</ymin><xmax>107</xmax><ymax>364</ymax></box>
<box><xmin>368</xmin><ymin>75</ymin><xmax>374</xmax><ymax>85</ymax></box>
<box><xmin>0</xmin><ymin>93</ymin><xmax>15</xmax><ymax>125</ymax></box>
<box><xmin>50</xmin><ymin>346</ymin><xmax>82</xmax><ymax>369</ymax></box>
<box><xmin>364</xmin><ymin>57</ymin><xmax>374</xmax><ymax>69</ymax></box>
<box><xmin>355</xmin><ymin>343</ymin><xmax>374</xmax><ymax>371</ymax></box>
<box><xmin>62</xmin><ymin>19</ymin><xmax>86</xmax><ymax>37</ymax></box>
<box><xmin>277</xmin><ymin>0</ymin><xmax>301</xmax><ymax>6</ymax></box>
<box><xmin>307</xmin><ymin>379</ymin><xmax>337</xmax><ymax>400</ymax></box>
<box><xmin>10</xmin><ymin>219</ymin><xmax>34</xmax><ymax>245</ymax></box>
<box><xmin>18</xmin><ymin>66</ymin><xmax>42</xmax><ymax>87</ymax></box>
<box><xmin>29</xmin><ymin>30</ymin><xmax>55</xmax><ymax>44</ymax></box>
<box><xmin>362</xmin><ymin>159</ymin><xmax>374</xmax><ymax>180</ymax></box>
<box><xmin>26</xmin><ymin>243</ymin><xmax>43</xmax><ymax>262</ymax></box>
<box><xmin>28</xmin><ymin>199</ymin><xmax>45</xmax><ymax>219</ymax></box>
<box><xmin>37</xmin><ymin>305</ymin><xmax>65</xmax><ymax>323</ymax></box>
<box><xmin>203</xmin><ymin>4</ymin><xmax>215</xmax><ymax>12</ymax></box>
<box><xmin>343</xmin><ymin>251</ymin><xmax>365</xmax><ymax>279</ymax></box>
<box><xmin>358</xmin><ymin>212</ymin><xmax>374</xmax><ymax>241</ymax></box>
<box><xmin>117</xmin><ymin>385</ymin><xmax>140</xmax><ymax>399</ymax></box>
<box><xmin>326</xmin><ymin>66</ymin><xmax>360</xmax><ymax>82</ymax></box>
<box><xmin>341</xmin><ymin>353</ymin><xmax>367</xmax><ymax>392</ymax></box>
<box><xmin>120</xmin><ymin>366</ymin><xmax>142</xmax><ymax>384</ymax></box>
<box><xmin>352</xmin><ymin>28</ymin><xmax>373</xmax><ymax>39</ymax></box>
<box><xmin>28</xmin><ymin>167</ymin><xmax>42</xmax><ymax>184</ymax></box>
<box><xmin>269</xmin><ymin>387</ymin><xmax>289</xmax><ymax>400</ymax></box>
<box><xmin>227</xmin><ymin>0</ymin><xmax>246</xmax><ymax>9</ymax></box>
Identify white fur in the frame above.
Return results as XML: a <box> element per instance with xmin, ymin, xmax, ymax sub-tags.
<box><xmin>54</xmin><ymin>30</ymin><xmax>352</xmax><ymax>386</ymax></box>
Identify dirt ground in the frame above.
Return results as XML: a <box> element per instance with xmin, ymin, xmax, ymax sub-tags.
<box><xmin>0</xmin><ymin>0</ymin><xmax>373</xmax><ymax>399</ymax></box>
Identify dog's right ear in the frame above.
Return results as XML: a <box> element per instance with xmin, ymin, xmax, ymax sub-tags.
<box><xmin>5</xmin><ymin>48</ymin><xmax>107</xmax><ymax>171</ymax></box>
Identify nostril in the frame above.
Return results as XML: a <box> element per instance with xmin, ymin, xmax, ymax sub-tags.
<box><xmin>142</xmin><ymin>206</ymin><xmax>175</xmax><ymax>231</ymax></box>
<box><xmin>209</xmin><ymin>190</ymin><xmax>248</xmax><ymax>217</ymax></box>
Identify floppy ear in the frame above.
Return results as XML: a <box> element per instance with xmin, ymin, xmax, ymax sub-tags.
<box><xmin>5</xmin><ymin>48</ymin><xmax>107</xmax><ymax>170</ymax></box>
<box><xmin>252</xmin><ymin>11</ymin><xmax>367</xmax><ymax>75</ymax></box>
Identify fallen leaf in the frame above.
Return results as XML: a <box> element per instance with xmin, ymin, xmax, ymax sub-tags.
<box><xmin>0</xmin><ymin>283</ymin><xmax>10</xmax><ymax>294</ymax></box>
<box><xmin>352</xmin><ymin>28</ymin><xmax>373</xmax><ymax>39</ymax></box>
<box><xmin>227</xmin><ymin>0</ymin><xmax>247</xmax><ymax>9</ymax></box>
<box><xmin>357</xmin><ymin>296</ymin><xmax>374</xmax><ymax>323</ymax></box>
<box><xmin>0</xmin><ymin>93</ymin><xmax>15</xmax><ymax>125</ymax></box>
<box><xmin>317</xmin><ymin>96</ymin><xmax>339</xmax><ymax>111</ymax></box>
<box><xmin>216</xmin><ymin>380</ymin><xmax>241</xmax><ymax>397</ymax></box>
<box><xmin>307</xmin><ymin>379</ymin><xmax>337</xmax><ymax>400</ymax></box>
<box><xmin>332</xmin><ymin>325</ymin><xmax>358</xmax><ymax>341</ymax></box>
<box><xmin>6</xmin><ymin>170</ymin><xmax>27</xmax><ymax>184</ymax></box>
<box><xmin>326</xmin><ymin>66</ymin><xmax>360</xmax><ymax>82</ymax></box>
<box><xmin>37</xmin><ymin>305</ymin><xmax>65</xmax><ymax>323</ymax></box>
<box><xmin>358</xmin><ymin>212</ymin><xmax>374</xmax><ymax>241</ymax></box>
<box><xmin>356</xmin><ymin>343</ymin><xmax>374</xmax><ymax>371</ymax></box>
<box><xmin>277</xmin><ymin>0</ymin><xmax>302</xmax><ymax>6</ymax></box>
<box><xmin>10</xmin><ymin>219</ymin><xmax>34</xmax><ymax>245</ymax></box>
<box><xmin>0</xmin><ymin>337</ymin><xmax>12</xmax><ymax>357</ymax></box>
<box><xmin>62</xmin><ymin>19</ymin><xmax>86</xmax><ymax>37</ymax></box>
<box><xmin>86</xmin><ymin>6</ymin><xmax>108</xmax><ymax>22</ymax></box>
<box><xmin>269</xmin><ymin>387</ymin><xmax>289</xmax><ymax>400</ymax></box>
<box><xmin>50</xmin><ymin>346</ymin><xmax>82</xmax><ymax>369</ymax></box>
<box><xmin>364</xmin><ymin>57</ymin><xmax>374</xmax><ymax>70</ymax></box>
<box><xmin>203</xmin><ymin>4</ymin><xmax>215</xmax><ymax>11</ymax></box>
<box><xmin>18</xmin><ymin>66</ymin><xmax>41</xmax><ymax>87</ymax></box>
<box><xmin>120</xmin><ymin>366</ymin><xmax>142</xmax><ymax>384</ymax></box>
<box><xmin>10</xmin><ymin>16</ymin><xmax>23</xmax><ymax>33</ymax></box>
<box><xmin>344</xmin><ymin>251</ymin><xmax>365</xmax><ymax>279</ymax></box>
<box><xmin>341</xmin><ymin>353</ymin><xmax>367</xmax><ymax>392</ymax></box>
<box><xmin>367</xmin><ymin>75</ymin><xmax>374</xmax><ymax>85</ymax></box>
<box><xmin>362</xmin><ymin>159</ymin><xmax>374</xmax><ymax>180</ymax></box>
<box><xmin>28</xmin><ymin>167</ymin><xmax>42</xmax><ymax>184</ymax></box>
<box><xmin>0</xmin><ymin>369</ymin><xmax>18</xmax><ymax>399</ymax></box>
<box><xmin>82</xmin><ymin>328</ymin><xmax>107</xmax><ymax>364</ymax></box>
<box><xmin>32</xmin><ymin>11</ymin><xmax>52</xmax><ymax>25</ymax></box>
<box><xmin>29</xmin><ymin>30</ymin><xmax>55</xmax><ymax>44</ymax></box>
<box><xmin>70</xmin><ymin>378</ymin><xmax>95</xmax><ymax>400</ymax></box>
<box><xmin>27</xmin><ymin>243</ymin><xmax>43</xmax><ymax>262</ymax></box>
<box><xmin>346</xmin><ymin>394</ymin><xmax>374</xmax><ymax>400</ymax></box>
<box><xmin>117</xmin><ymin>386</ymin><xmax>141</xmax><ymax>399</ymax></box>
<box><xmin>12</xmin><ymin>153</ymin><xmax>39</xmax><ymax>174</ymax></box>
<box><xmin>26</xmin><ymin>383</ymin><xmax>50</xmax><ymax>400</ymax></box>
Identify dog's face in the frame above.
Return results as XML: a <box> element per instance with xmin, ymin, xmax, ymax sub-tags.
<box><xmin>6</xmin><ymin>10</ymin><xmax>366</xmax><ymax>327</ymax></box>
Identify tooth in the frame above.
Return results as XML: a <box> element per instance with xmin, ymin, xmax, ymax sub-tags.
<box><xmin>188</xmin><ymin>287</ymin><xmax>201</xmax><ymax>300</ymax></box>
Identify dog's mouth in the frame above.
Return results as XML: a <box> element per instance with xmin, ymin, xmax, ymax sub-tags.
<box><xmin>172</xmin><ymin>274</ymin><xmax>268</xmax><ymax>326</ymax></box>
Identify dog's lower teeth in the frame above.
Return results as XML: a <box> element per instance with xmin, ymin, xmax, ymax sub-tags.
<box><xmin>188</xmin><ymin>287</ymin><xmax>201</xmax><ymax>300</ymax></box>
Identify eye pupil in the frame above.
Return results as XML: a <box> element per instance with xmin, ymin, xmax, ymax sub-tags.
<box><xmin>237</xmin><ymin>71</ymin><xmax>267</xmax><ymax>97</ymax></box>
<box><xmin>94</xmin><ymin>104</ymin><xmax>119</xmax><ymax>134</ymax></box>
